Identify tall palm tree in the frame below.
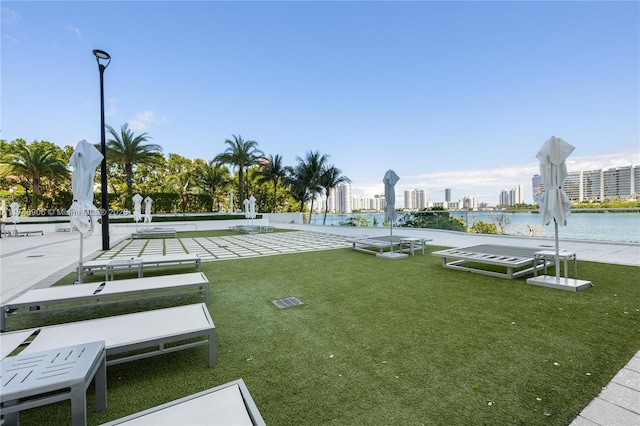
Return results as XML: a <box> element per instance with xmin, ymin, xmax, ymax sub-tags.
<box><xmin>106</xmin><ymin>123</ymin><xmax>163</xmax><ymax>209</ymax></box>
<box><xmin>7</xmin><ymin>144</ymin><xmax>69</xmax><ymax>209</ymax></box>
<box><xmin>214</xmin><ymin>135</ymin><xmax>263</xmax><ymax>205</ymax></box>
<box><xmin>320</xmin><ymin>165</ymin><xmax>351</xmax><ymax>225</ymax></box>
<box><xmin>258</xmin><ymin>154</ymin><xmax>288</xmax><ymax>212</ymax></box>
<box><xmin>193</xmin><ymin>160</ymin><xmax>231</xmax><ymax>212</ymax></box>
<box><xmin>285</xmin><ymin>170</ymin><xmax>311</xmax><ymax>214</ymax></box>
<box><xmin>293</xmin><ymin>150</ymin><xmax>328</xmax><ymax>223</ymax></box>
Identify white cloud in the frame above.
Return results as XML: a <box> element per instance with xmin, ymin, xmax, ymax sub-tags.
<box><xmin>1</xmin><ymin>7</ymin><xmax>20</xmax><ymax>25</ymax></box>
<box><xmin>66</xmin><ymin>26</ymin><xmax>82</xmax><ymax>39</ymax></box>
<box><xmin>351</xmin><ymin>147</ymin><xmax>639</xmax><ymax>205</ymax></box>
<box><xmin>127</xmin><ymin>110</ymin><xmax>168</xmax><ymax>132</ymax></box>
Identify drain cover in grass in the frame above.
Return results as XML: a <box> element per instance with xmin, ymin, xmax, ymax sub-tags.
<box><xmin>273</xmin><ymin>297</ymin><xmax>304</xmax><ymax>309</ymax></box>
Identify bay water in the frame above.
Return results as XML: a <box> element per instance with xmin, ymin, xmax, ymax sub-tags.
<box><xmin>309</xmin><ymin>210</ymin><xmax>640</xmax><ymax>243</ymax></box>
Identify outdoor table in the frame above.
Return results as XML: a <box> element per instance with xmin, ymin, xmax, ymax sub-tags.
<box><xmin>1</xmin><ymin>340</ymin><xmax>107</xmax><ymax>426</ymax></box>
<box><xmin>533</xmin><ymin>250</ymin><xmax>577</xmax><ymax>279</ymax></box>
<box><xmin>400</xmin><ymin>237</ymin><xmax>432</xmax><ymax>256</ymax></box>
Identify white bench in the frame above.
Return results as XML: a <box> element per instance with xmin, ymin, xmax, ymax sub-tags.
<box><xmin>1</xmin><ymin>272</ymin><xmax>210</xmax><ymax>331</ymax></box>
<box><xmin>102</xmin><ymin>379</ymin><xmax>265</xmax><ymax>425</ymax></box>
<box><xmin>0</xmin><ymin>303</ymin><xmax>216</xmax><ymax>367</ymax></box>
<box><xmin>81</xmin><ymin>253</ymin><xmax>201</xmax><ymax>281</ymax></box>
<box><xmin>131</xmin><ymin>227</ymin><xmax>177</xmax><ymax>239</ymax></box>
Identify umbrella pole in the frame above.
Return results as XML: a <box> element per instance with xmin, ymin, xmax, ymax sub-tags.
<box><xmin>390</xmin><ymin>221</ymin><xmax>393</xmax><ymax>253</ymax></box>
<box><xmin>554</xmin><ymin>219</ymin><xmax>560</xmax><ymax>283</ymax></box>
<box><xmin>78</xmin><ymin>231</ymin><xmax>83</xmax><ymax>284</ymax></box>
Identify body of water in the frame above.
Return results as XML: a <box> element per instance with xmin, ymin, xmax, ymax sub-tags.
<box><xmin>309</xmin><ymin>210</ymin><xmax>640</xmax><ymax>243</ymax></box>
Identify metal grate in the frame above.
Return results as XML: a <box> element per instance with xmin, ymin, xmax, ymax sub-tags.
<box><xmin>272</xmin><ymin>297</ymin><xmax>304</xmax><ymax>309</ymax></box>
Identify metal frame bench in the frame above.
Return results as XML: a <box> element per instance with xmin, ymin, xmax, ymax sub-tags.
<box><xmin>102</xmin><ymin>379</ymin><xmax>265</xmax><ymax>426</ymax></box>
<box><xmin>0</xmin><ymin>303</ymin><xmax>216</xmax><ymax>367</ymax></box>
<box><xmin>81</xmin><ymin>253</ymin><xmax>201</xmax><ymax>281</ymax></box>
<box><xmin>131</xmin><ymin>227</ymin><xmax>177</xmax><ymax>239</ymax></box>
<box><xmin>432</xmin><ymin>244</ymin><xmax>549</xmax><ymax>279</ymax></box>
<box><xmin>1</xmin><ymin>272</ymin><xmax>210</xmax><ymax>331</ymax></box>
<box><xmin>347</xmin><ymin>236</ymin><xmax>407</xmax><ymax>255</ymax></box>
<box><xmin>5</xmin><ymin>230</ymin><xmax>44</xmax><ymax>237</ymax></box>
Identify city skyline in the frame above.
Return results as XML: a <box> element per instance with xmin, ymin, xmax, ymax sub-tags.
<box><xmin>2</xmin><ymin>2</ymin><xmax>638</xmax><ymax>206</ymax></box>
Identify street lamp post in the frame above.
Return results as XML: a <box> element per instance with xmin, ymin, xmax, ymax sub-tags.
<box><xmin>93</xmin><ymin>49</ymin><xmax>111</xmax><ymax>250</ymax></box>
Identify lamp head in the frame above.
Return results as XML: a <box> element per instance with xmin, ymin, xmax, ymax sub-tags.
<box><xmin>92</xmin><ymin>49</ymin><xmax>111</xmax><ymax>69</ymax></box>
<box><xmin>92</xmin><ymin>49</ymin><xmax>110</xmax><ymax>60</ymax></box>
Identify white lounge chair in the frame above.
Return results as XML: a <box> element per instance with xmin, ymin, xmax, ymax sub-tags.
<box><xmin>432</xmin><ymin>244</ymin><xmax>550</xmax><ymax>279</ymax></box>
<box><xmin>102</xmin><ymin>379</ymin><xmax>266</xmax><ymax>425</ymax></box>
<box><xmin>1</xmin><ymin>272</ymin><xmax>210</xmax><ymax>331</ymax></box>
<box><xmin>0</xmin><ymin>303</ymin><xmax>215</xmax><ymax>367</ymax></box>
<box><xmin>81</xmin><ymin>253</ymin><xmax>201</xmax><ymax>281</ymax></box>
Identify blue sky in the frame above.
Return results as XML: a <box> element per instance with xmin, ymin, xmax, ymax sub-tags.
<box><xmin>2</xmin><ymin>1</ymin><xmax>638</xmax><ymax>205</ymax></box>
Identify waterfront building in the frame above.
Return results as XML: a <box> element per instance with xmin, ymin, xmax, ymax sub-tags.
<box><xmin>499</xmin><ymin>190</ymin><xmax>510</xmax><ymax>206</ymax></box>
<box><xmin>532</xmin><ymin>164</ymin><xmax>638</xmax><ymax>203</ymax></box>
<box><xmin>351</xmin><ymin>194</ymin><xmax>385</xmax><ymax>212</ymax></box>
<box><xmin>582</xmin><ymin>169</ymin><xmax>603</xmax><ymax>201</ymax></box>
<box><xmin>532</xmin><ymin>174</ymin><xmax>543</xmax><ymax>201</ymax></box>
<box><xmin>604</xmin><ymin>166</ymin><xmax>634</xmax><ymax>199</ymax></box>
<box><xmin>460</xmin><ymin>196</ymin><xmax>477</xmax><ymax>210</ymax></box>
<box><xmin>326</xmin><ymin>183</ymin><xmax>352</xmax><ymax>214</ymax></box>
<box><xmin>445</xmin><ymin>188</ymin><xmax>452</xmax><ymax>202</ymax></box>
<box><xmin>404</xmin><ymin>189</ymin><xmax>427</xmax><ymax>210</ymax></box>
<box><xmin>499</xmin><ymin>184</ymin><xmax>524</xmax><ymax>206</ymax></box>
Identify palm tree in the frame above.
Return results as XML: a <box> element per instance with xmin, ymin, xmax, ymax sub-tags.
<box><xmin>258</xmin><ymin>154</ymin><xmax>288</xmax><ymax>212</ymax></box>
<box><xmin>214</xmin><ymin>135</ymin><xmax>263</xmax><ymax>205</ymax></box>
<box><xmin>320</xmin><ymin>165</ymin><xmax>351</xmax><ymax>225</ymax></box>
<box><xmin>7</xmin><ymin>144</ymin><xmax>69</xmax><ymax>209</ymax></box>
<box><xmin>285</xmin><ymin>170</ymin><xmax>311</xmax><ymax>214</ymax></box>
<box><xmin>106</xmin><ymin>123</ymin><xmax>163</xmax><ymax>209</ymax></box>
<box><xmin>193</xmin><ymin>160</ymin><xmax>231</xmax><ymax>212</ymax></box>
<box><xmin>293</xmin><ymin>150</ymin><xmax>328</xmax><ymax>223</ymax></box>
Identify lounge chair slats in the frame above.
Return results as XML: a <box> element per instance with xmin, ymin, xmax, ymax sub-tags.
<box><xmin>1</xmin><ymin>272</ymin><xmax>210</xmax><ymax>331</ymax></box>
<box><xmin>0</xmin><ymin>303</ymin><xmax>215</xmax><ymax>367</ymax></box>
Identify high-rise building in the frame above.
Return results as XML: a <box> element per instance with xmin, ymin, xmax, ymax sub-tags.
<box><xmin>445</xmin><ymin>188</ymin><xmax>452</xmax><ymax>202</ymax></box>
<box><xmin>604</xmin><ymin>166</ymin><xmax>634</xmax><ymax>199</ymax></box>
<box><xmin>460</xmin><ymin>196</ymin><xmax>477</xmax><ymax>210</ymax></box>
<box><xmin>327</xmin><ymin>183</ymin><xmax>352</xmax><ymax>214</ymax></box>
<box><xmin>511</xmin><ymin>184</ymin><xmax>524</xmax><ymax>205</ymax></box>
<box><xmin>499</xmin><ymin>189</ymin><xmax>510</xmax><ymax>206</ymax></box>
<box><xmin>499</xmin><ymin>184</ymin><xmax>524</xmax><ymax>206</ymax></box>
<box><xmin>404</xmin><ymin>189</ymin><xmax>427</xmax><ymax>210</ymax></box>
<box><xmin>533</xmin><ymin>165</ymin><xmax>638</xmax><ymax>203</ymax></box>
<box><xmin>532</xmin><ymin>175</ymin><xmax>543</xmax><ymax>201</ymax></box>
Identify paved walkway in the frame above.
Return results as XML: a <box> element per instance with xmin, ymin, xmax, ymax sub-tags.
<box><xmin>1</xmin><ymin>220</ymin><xmax>638</xmax><ymax>425</ymax></box>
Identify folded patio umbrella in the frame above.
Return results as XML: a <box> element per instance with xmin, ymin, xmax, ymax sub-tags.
<box><xmin>144</xmin><ymin>196</ymin><xmax>153</xmax><ymax>223</ymax></box>
<box><xmin>535</xmin><ymin>136</ymin><xmax>575</xmax><ymax>282</ymax></box>
<box><xmin>249</xmin><ymin>195</ymin><xmax>256</xmax><ymax>219</ymax></box>
<box><xmin>68</xmin><ymin>140</ymin><xmax>103</xmax><ymax>283</ymax></box>
<box><xmin>383</xmin><ymin>169</ymin><xmax>400</xmax><ymax>248</ymax></box>
<box><xmin>133</xmin><ymin>193</ymin><xmax>143</xmax><ymax>223</ymax></box>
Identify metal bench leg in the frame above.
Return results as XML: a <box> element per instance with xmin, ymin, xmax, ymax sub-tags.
<box><xmin>94</xmin><ymin>354</ymin><xmax>107</xmax><ymax>412</ymax></box>
<box><xmin>70</xmin><ymin>383</ymin><xmax>87</xmax><ymax>426</ymax></box>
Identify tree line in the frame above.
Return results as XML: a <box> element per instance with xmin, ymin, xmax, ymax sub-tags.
<box><xmin>0</xmin><ymin>125</ymin><xmax>350</xmax><ymax>224</ymax></box>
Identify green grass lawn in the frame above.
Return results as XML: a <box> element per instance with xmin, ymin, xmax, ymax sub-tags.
<box><xmin>12</xmin><ymin>245</ymin><xmax>640</xmax><ymax>425</ymax></box>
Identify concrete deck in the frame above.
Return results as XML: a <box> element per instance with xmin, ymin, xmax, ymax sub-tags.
<box><xmin>1</xmin><ymin>220</ymin><xmax>638</xmax><ymax>425</ymax></box>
